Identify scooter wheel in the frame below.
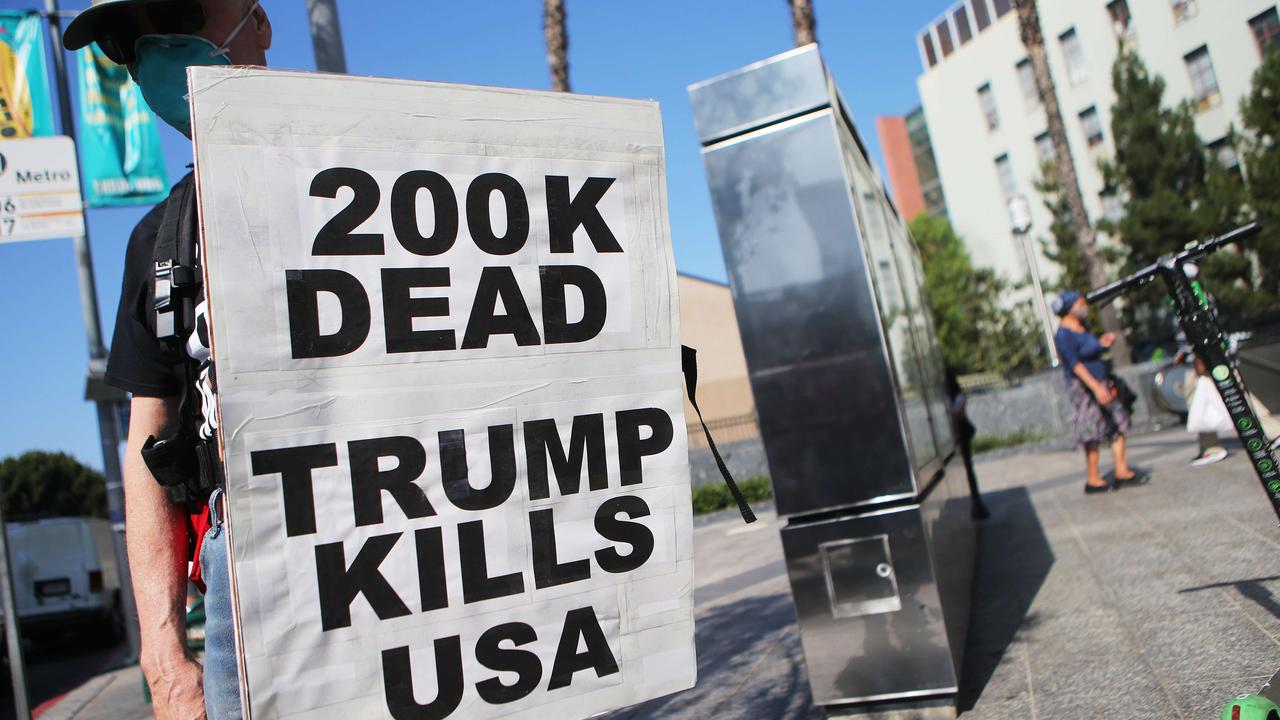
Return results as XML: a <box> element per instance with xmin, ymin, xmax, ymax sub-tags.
<box><xmin>1222</xmin><ymin>694</ymin><xmax>1280</xmax><ymax>720</ymax></box>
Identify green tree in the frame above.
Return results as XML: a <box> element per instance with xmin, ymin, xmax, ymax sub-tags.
<box><xmin>0</xmin><ymin>451</ymin><xmax>107</xmax><ymax>519</ymax></box>
<box><xmin>1098</xmin><ymin>49</ymin><xmax>1209</xmax><ymax>265</ymax></box>
<box><xmin>910</xmin><ymin>214</ymin><xmax>1042</xmax><ymax>375</ymax></box>
<box><xmin>1097</xmin><ymin>49</ymin><xmax>1259</xmax><ymax>338</ymax></box>
<box><xmin>1035</xmin><ymin>163</ymin><xmax>1100</xmax><ymax>294</ymax></box>
<box><xmin>1239</xmin><ymin>47</ymin><xmax>1280</xmax><ymax>301</ymax></box>
<box><xmin>1197</xmin><ymin>159</ymin><xmax>1258</xmax><ymax>319</ymax></box>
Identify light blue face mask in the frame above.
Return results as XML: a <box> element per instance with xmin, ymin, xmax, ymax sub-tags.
<box><xmin>132</xmin><ymin>1</ymin><xmax>259</xmax><ymax>135</ymax></box>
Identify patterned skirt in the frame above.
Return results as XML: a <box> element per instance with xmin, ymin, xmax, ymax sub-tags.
<box><xmin>1065</xmin><ymin>377</ymin><xmax>1130</xmax><ymax>447</ymax></box>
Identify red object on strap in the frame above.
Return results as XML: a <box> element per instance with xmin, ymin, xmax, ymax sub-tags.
<box><xmin>187</xmin><ymin>501</ymin><xmax>212</xmax><ymax>593</ymax></box>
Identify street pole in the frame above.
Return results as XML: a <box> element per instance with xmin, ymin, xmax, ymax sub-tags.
<box><xmin>1018</xmin><ymin>229</ymin><xmax>1059</xmax><ymax>367</ymax></box>
<box><xmin>1009</xmin><ymin>195</ymin><xmax>1059</xmax><ymax>367</ymax></box>
<box><xmin>43</xmin><ymin>0</ymin><xmax>141</xmax><ymax>661</ymax></box>
<box><xmin>305</xmin><ymin>0</ymin><xmax>348</xmax><ymax>73</ymax></box>
<box><xmin>0</xmin><ymin>500</ymin><xmax>31</xmax><ymax>720</ymax></box>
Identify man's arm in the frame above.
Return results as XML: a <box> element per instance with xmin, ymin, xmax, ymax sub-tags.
<box><xmin>126</xmin><ymin>395</ymin><xmax>206</xmax><ymax>719</ymax></box>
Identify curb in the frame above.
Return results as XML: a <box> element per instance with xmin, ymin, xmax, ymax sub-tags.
<box><xmin>36</xmin><ymin>664</ymin><xmax>139</xmax><ymax>720</ymax></box>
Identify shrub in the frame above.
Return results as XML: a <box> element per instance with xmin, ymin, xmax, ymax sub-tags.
<box><xmin>691</xmin><ymin>476</ymin><xmax>773</xmax><ymax>515</ymax></box>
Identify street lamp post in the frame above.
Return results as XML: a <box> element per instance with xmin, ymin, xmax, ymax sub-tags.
<box><xmin>1009</xmin><ymin>195</ymin><xmax>1059</xmax><ymax>367</ymax></box>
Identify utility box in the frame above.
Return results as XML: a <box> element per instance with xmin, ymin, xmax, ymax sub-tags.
<box><xmin>689</xmin><ymin>45</ymin><xmax>977</xmax><ymax>716</ymax></box>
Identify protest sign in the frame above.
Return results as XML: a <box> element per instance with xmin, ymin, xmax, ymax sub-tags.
<box><xmin>189</xmin><ymin>67</ymin><xmax>695</xmax><ymax>719</ymax></box>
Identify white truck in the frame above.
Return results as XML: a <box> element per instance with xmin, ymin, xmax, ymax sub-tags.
<box><xmin>2</xmin><ymin>517</ymin><xmax>124</xmax><ymax>643</ymax></box>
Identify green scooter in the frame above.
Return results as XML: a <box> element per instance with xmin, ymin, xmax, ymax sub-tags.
<box><xmin>1086</xmin><ymin>223</ymin><xmax>1280</xmax><ymax>720</ymax></box>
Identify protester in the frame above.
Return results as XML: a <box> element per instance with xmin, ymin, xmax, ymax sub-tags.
<box><xmin>1050</xmin><ymin>290</ymin><xmax>1149</xmax><ymax>494</ymax></box>
<box><xmin>944</xmin><ymin>369</ymin><xmax>990</xmax><ymax>520</ymax></box>
<box><xmin>63</xmin><ymin>1</ymin><xmax>272</xmax><ymax>717</ymax></box>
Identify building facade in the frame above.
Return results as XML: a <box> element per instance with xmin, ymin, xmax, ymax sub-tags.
<box><xmin>878</xmin><ymin>107</ymin><xmax>950</xmax><ymax>221</ymax></box>
<box><xmin>915</xmin><ymin>0</ymin><xmax>1280</xmax><ymax>286</ymax></box>
<box><xmin>677</xmin><ymin>273</ymin><xmax>758</xmax><ymax>446</ymax></box>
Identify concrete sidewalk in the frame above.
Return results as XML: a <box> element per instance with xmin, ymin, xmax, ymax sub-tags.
<box><xmin>49</xmin><ymin>428</ymin><xmax>1280</xmax><ymax>719</ymax></box>
<box><xmin>957</xmin><ymin>429</ymin><xmax>1280</xmax><ymax>719</ymax></box>
<box><xmin>37</xmin><ymin>663</ymin><xmax>149</xmax><ymax>720</ymax></box>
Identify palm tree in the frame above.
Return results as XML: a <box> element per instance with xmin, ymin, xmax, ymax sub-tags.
<box><xmin>544</xmin><ymin>0</ymin><xmax>570</xmax><ymax>92</ymax></box>
<box><xmin>1014</xmin><ymin>0</ymin><xmax>1129</xmax><ymax>364</ymax></box>
<box><xmin>790</xmin><ymin>0</ymin><xmax>817</xmax><ymax>46</ymax></box>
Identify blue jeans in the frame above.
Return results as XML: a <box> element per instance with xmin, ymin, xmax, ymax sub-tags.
<box><xmin>201</xmin><ymin>488</ymin><xmax>243</xmax><ymax>719</ymax></box>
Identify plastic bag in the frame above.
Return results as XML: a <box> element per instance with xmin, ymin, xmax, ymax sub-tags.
<box><xmin>1186</xmin><ymin>375</ymin><xmax>1234</xmax><ymax>434</ymax></box>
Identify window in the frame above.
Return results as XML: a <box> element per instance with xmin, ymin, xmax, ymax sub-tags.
<box><xmin>1035</xmin><ymin>132</ymin><xmax>1056</xmax><ymax>166</ymax></box>
<box><xmin>921</xmin><ymin>32</ymin><xmax>938</xmax><ymax>67</ymax></box>
<box><xmin>936</xmin><ymin>21</ymin><xmax>954</xmax><ymax>57</ymax></box>
<box><xmin>995</xmin><ymin>154</ymin><xmax>1016</xmax><ymax>198</ymax></box>
<box><xmin>954</xmin><ymin>6</ymin><xmax>973</xmax><ymax>44</ymax></box>
<box><xmin>992</xmin><ymin>0</ymin><xmax>1013</xmax><ymax>18</ymax></box>
<box><xmin>1060</xmin><ymin>28</ymin><xmax>1088</xmax><ymax>85</ymax></box>
<box><xmin>1208</xmin><ymin>137</ymin><xmax>1242</xmax><ymax>179</ymax></box>
<box><xmin>1170</xmin><ymin>0</ymin><xmax>1197</xmax><ymax>24</ymax></box>
<box><xmin>1107</xmin><ymin>0</ymin><xmax>1132</xmax><ymax>36</ymax></box>
<box><xmin>1250</xmin><ymin>8</ymin><xmax>1280</xmax><ymax>57</ymax></box>
<box><xmin>1184</xmin><ymin>46</ymin><xmax>1220</xmax><ymax>110</ymax></box>
<box><xmin>1017</xmin><ymin>59</ymin><xmax>1039</xmax><ymax>107</ymax></box>
<box><xmin>1101</xmin><ymin>193</ymin><xmax>1124</xmax><ymax>223</ymax></box>
<box><xmin>972</xmin><ymin>0</ymin><xmax>992</xmax><ymax>31</ymax></box>
<box><xmin>1079</xmin><ymin>106</ymin><xmax>1104</xmax><ymax>147</ymax></box>
<box><xmin>977</xmin><ymin>83</ymin><xmax>999</xmax><ymax>130</ymax></box>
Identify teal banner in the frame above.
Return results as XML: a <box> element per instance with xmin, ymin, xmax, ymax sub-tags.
<box><xmin>0</xmin><ymin>10</ymin><xmax>55</xmax><ymax>139</ymax></box>
<box><xmin>76</xmin><ymin>44</ymin><xmax>168</xmax><ymax>207</ymax></box>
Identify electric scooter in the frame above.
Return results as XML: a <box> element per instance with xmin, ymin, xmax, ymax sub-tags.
<box><xmin>1084</xmin><ymin>222</ymin><xmax>1280</xmax><ymax>720</ymax></box>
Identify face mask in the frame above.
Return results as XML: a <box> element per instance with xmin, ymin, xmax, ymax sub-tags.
<box><xmin>1070</xmin><ymin>305</ymin><xmax>1089</xmax><ymax>321</ymax></box>
<box><xmin>132</xmin><ymin>2</ymin><xmax>259</xmax><ymax>135</ymax></box>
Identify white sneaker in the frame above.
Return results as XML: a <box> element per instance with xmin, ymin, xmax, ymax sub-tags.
<box><xmin>1189</xmin><ymin>448</ymin><xmax>1229</xmax><ymax>466</ymax></box>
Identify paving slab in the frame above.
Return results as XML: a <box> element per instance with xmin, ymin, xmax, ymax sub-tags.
<box><xmin>44</xmin><ymin>428</ymin><xmax>1280</xmax><ymax>719</ymax></box>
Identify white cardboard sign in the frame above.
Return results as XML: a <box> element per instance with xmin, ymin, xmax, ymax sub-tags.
<box><xmin>189</xmin><ymin>67</ymin><xmax>695</xmax><ymax>719</ymax></box>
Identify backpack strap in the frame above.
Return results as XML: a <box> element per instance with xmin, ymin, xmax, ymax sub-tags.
<box><xmin>142</xmin><ymin>173</ymin><xmax>219</xmax><ymax>511</ymax></box>
<box><xmin>153</xmin><ymin>173</ymin><xmax>198</xmax><ymax>348</ymax></box>
<box><xmin>682</xmin><ymin>345</ymin><xmax>756</xmax><ymax>524</ymax></box>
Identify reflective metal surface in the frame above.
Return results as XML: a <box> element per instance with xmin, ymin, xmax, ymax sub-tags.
<box><xmin>690</xmin><ymin>45</ymin><xmax>972</xmax><ymax>714</ymax></box>
<box><xmin>689</xmin><ymin>45</ymin><xmax>831</xmax><ymax>145</ymax></box>
<box><xmin>692</xmin><ymin>46</ymin><xmax>953</xmax><ymax>518</ymax></box>
<box><xmin>920</xmin><ymin>462</ymin><xmax>977</xmax><ymax>674</ymax></box>
<box><xmin>781</xmin><ymin>507</ymin><xmax>957</xmax><ymax>705</ymax></box>
<box><xmin>700</xmin><ymin>113</ymin><xmax>916</xmax><ymax>516</ymax></box>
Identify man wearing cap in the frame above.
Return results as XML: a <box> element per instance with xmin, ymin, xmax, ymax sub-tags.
<box><xmin>63</xmin><ymin>2</ymin><xmax>271</xmax><ymax>717</ymax></box>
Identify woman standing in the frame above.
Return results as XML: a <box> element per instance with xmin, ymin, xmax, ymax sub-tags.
<box><xmin>1050</xmin><ymin>291</ymin><xmax>1149</xmax><ymax>494</ymax></box>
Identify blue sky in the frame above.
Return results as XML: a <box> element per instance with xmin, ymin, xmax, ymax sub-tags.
<box><xmin>0</xmin><ymin>0</ymin><xmax>946</xmax><ymax>470</ymax></box>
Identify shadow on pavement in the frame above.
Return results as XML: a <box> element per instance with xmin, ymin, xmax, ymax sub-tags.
<box><xmin>0</xmin><ymin>633</ymin><xmax>129</xmax><ymax>720</ymax></box>
<box><xmin>958</xmin><ymin>486</ymin><xmax>1054</xmax><ymax>712</ymax></box>
<box><xmin>1181</xmin><ymin>575</ymin><xmax>1280</xmax><ymax>622</ymax></box>
<box><xmin>602</xmin><ymin>591</ymin><xmax>823</xmax><ymax>720</ymax></box>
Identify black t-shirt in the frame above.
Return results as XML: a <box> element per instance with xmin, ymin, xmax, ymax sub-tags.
<box><xmin>105</xmin><ymin>174</ymin><xmax>218</xmax><ymax>439</ymax></box>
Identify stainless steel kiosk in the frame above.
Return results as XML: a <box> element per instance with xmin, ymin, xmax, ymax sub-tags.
<box><xmin>689</xmin><ymin>45</ymin><xmax>977</xmax><ymax>716</ymax></box>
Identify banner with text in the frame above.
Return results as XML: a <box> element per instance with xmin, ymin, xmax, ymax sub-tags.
<box><xmin>76</xmin><ymin>44</ymin><xmax>168</xmax><ymax>207</ymax></box>
<box><xmin>190</xmin><ymin>67</ymin><xmax>695</xmax><ymax>719</ymax></box>
<box><xmin>0</xmin><ymin>10</ymin><xmax>54</xmax><ymax>140</ymax></box>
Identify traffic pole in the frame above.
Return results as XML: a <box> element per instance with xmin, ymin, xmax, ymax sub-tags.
<box><xmin>305</xmin><ymin>0</ymin><xmax>348</xmax><ymax>73</ymax></box>
<box><xmin>0</xmin><ymin>499</ymin><xmax>31</xmax><ymax>720</ymax></box>
<box><xmin>43</xmin><ymin>0</ymin><xmax>141</xmax><ymax>662</ymax></box>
